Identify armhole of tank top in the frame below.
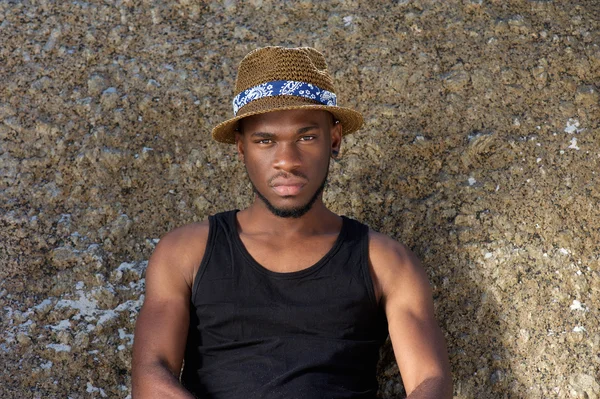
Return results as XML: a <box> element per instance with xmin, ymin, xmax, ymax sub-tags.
<box><xmin>360</xmin><ymin>224</ymin><xmax>379</xmax><ymax>309</ymax></box>
<box><xmin>190</xmin><ymin>215</ymin><xmax>217</xmax><ymax>304</ymax></box>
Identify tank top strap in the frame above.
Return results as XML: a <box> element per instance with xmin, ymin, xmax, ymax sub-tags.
<box><xmin>190</xmin><ymin>210</ymin><xmax>239</xmax><ymax>303</ymax></box>
<box><xmin>332</xmin><ymin>216</ymin><xmax>378</xmax><ymax>308</ymax></box>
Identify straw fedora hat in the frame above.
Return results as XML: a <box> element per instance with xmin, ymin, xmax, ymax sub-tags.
<box><xmin>211</xmin><ymin>46</ymin><xmax>364</xmax><ymax>144</ymax></box>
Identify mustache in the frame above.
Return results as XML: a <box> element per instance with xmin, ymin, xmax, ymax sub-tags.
<box><xmin>268</xmin><ymin>171</ymin><xmax>308</xmax><ymax>185</ymax></box>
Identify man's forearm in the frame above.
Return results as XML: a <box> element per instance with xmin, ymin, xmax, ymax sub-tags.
<box><xmin>406</xmin><ymin>376</ymin><xmax>453</xmax><ymax>399</ymax></box>
<box><xmin>132</xmin><ymin>361</ymin><xmax>195</xmax><ymax>399</ymax></box>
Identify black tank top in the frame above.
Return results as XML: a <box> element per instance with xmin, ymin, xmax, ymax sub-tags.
<box><xmin>181</xmin><ymin>210</ymin><xmax>388</xmax><ymax>398</ymax></box>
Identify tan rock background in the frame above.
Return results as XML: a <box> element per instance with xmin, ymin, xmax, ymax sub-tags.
<box><xmin>1</xmin><ymin>0</ymin><xmax>599</xmax><ymax>398</ymax></box>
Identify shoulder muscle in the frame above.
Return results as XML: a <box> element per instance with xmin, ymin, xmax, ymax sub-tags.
<box><xmin>145</xmin><ymin>220</ymin><xmax>210</xmax><ymax>301</ymax></box>
<box><xmin>368</xmin><ymin>230</ymin><xmax>431</xmax><ymax>309</ymax></box>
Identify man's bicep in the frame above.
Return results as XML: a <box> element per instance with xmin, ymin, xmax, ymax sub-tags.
<box><xmin>133</xmin><ymin>226</ymin><xmax>204</xmax><ymax>376</ymax></box>
<box><xmin>387</xmin><ymin>279</ymin><xmax>449</xmax><ymax>394</ymax></box>
<box><xmin>372</xmin><ymin>238</ymin><xmax>450</xmax><ymax>396</ymax></box>
<box><xmin>134</xmin><ymin>296</ymin><xmax>190</xmax><ymax>375</ymax></box>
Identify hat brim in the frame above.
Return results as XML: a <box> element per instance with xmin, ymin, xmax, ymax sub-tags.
<box><xmin>211</xmin><ymin>103</ymin><xmax>364</xmax><ymax>144</ymax></box>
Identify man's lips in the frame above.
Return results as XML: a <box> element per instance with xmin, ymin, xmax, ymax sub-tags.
<box><xmin>272</xmin><ymin>184</ymin><xmax>304</xmax><ymax>196</ymax></box>
<box><xmin>270</xmin><ymin>178</ymin><xmax>307</xmax><ymax>196</ymax></box>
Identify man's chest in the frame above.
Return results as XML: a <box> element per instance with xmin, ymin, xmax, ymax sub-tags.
<box><xmin>193</xmin><ymin>268</ymin><xmax>378</xmax><ymax>343</ymax></box>
<box><xmin>237</xmin><ymin>233</ymin><xmax>339</xmax><ymax>273</ymax></box>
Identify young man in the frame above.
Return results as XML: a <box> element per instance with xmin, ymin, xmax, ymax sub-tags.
<box><xmin>132</xmin><ymin>46</ymin><xmax>452</xmax><ymax>398</ymax></box>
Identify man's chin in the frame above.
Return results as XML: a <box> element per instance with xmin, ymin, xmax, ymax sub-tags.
<box><xmin>248</xmin><ymin>171</ymin><xmax>328</xmax><ymax>219</ymax></box>
<box><xmin>255</xmin><ymin>189</ymin><xmax>322</xmax><ymax>219</ymax></box>
<box><xmin>260</xmin><ymin>197</ymin><xmax>314</xmax><ymax>219</ymax></box>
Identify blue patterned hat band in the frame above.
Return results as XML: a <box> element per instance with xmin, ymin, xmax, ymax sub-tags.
<box><xmin>232</xmin><ymin>80</ymin><xmax>337</xmax><ymax>116</ymax></box>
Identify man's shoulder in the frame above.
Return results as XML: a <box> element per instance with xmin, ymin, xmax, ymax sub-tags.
<box><xmin>156</xmin><ymin>209</ymin><xmax>238</xmax><ymax>255</ymax></box>
<box><xmin>147</xmin><ymin>219</ymin><xmax>213</xmax><ymax>290</ymax></box>
<box><xmin>366</xmin><ymin>229</ymin><xmax>426</xmax><ymax>298</ymax></box>
<box><xmin>152</xmin><ymin>219</ymin><xmax>212</xmax><ymax>270</ymax></box>
<box><xmin>367</xmin><ymin>229</ymin><xmax>414</xmax><ymax>266</ymax></box>
<box><xmin>158</xmin><ymin>220</ymin><xmax>210</xmax><ymax>249</ymax></box>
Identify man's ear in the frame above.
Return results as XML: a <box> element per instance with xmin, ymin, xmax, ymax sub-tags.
<box><xmin>235</xmin><ymin>131</ymin><xmax>245</xmax><ymax>163</ymax></box>
<box><xmin>330</xmin><ymin>120</ymin><xmax>342</xmax><ymax>157</ymax></box>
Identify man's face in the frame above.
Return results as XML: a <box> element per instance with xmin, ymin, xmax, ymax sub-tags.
<box><xmin>235</xmin><ymin>109</ymin><xmax>342</xmax><ymax>218</ymax></box>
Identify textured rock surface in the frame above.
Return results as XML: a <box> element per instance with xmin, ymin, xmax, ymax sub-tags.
<box><xmin>1</xmin><ymin>1</ymin><xmax>599</xmax><ymax>398</ymax></box>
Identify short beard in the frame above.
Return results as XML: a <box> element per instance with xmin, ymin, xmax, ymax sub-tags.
<box><xmin>249</xmin><ymin>170</ymin><xmax>329</xmax><ymax>219</ymax></box>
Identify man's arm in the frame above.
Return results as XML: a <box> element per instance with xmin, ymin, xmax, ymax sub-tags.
<box><xmin>369</xmin><ymin>232</ymin><xmax>452</xmax><ymax>399</ymax></box>
<box><xmin>132</xmin><ymin>222</ymin><xmax>209</xmax><ymax>399</ymax></box>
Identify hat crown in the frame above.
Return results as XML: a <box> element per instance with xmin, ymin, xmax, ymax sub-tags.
<box><xmin>211</xmin><ymin>46</ymin><xmax>363</xmax><ymax>144</ymax></box>
<box><xmin>234</xmin><ymin>46</ymin><xmax>336</xmax><ymax>95</ymax></box>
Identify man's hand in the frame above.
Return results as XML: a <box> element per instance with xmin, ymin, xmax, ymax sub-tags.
<box><xmin>369</xmin><ymin>232</ymin><xmax>453</xmax><ymax>399</ymax></box>
<box><xmin>132</xmin><ymin>222</ymin><xmax>209</xmax><ymax>399</ymax></box>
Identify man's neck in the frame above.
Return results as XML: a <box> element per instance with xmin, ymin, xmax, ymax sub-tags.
<box><xmin>237</xmin><ymin>199</ymin><xmax>341</xmax><ymax>238</ymax></box>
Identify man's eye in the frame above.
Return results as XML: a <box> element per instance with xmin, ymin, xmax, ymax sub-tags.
<box><xmin>257</xmin><ymin>139</ymin><xmax>272</xmax><ymax>144</ymax></box>
<box><xmin>300</xmin><ymin>136</ymin><xmax>315</xmax><ymax>141</ymax></box>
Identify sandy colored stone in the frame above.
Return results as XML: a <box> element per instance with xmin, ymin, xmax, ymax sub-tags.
<box><xmin>1</xmin><ymin>1</ymin><xmax>599</xmax><ymax>398</ymax></box>
<box><xmin>569</xmin><ymin>374</ymin><xmax>600</xmax><ymax>399</ymax></box>
<box><xmin>575</xmin><ymin>85</ymin><xmax>599</xmax><ymax>106</ymax></box>
<box><xmin>49</xmin><ymin>246</ymin><xmax>80</xmax><ymax>270</ymax></box>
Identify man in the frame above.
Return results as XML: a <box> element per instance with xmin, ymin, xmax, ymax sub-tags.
<box><xmin>132</xmin><ymin>46</ymin><xmax>452</xmax><ymax>398</ymax></box>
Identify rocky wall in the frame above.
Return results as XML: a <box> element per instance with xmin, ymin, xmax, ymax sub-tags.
<box><xmin>1</xmin><ymin>0</ymin><xmax>599</xmax><ymax>398</ymax></box>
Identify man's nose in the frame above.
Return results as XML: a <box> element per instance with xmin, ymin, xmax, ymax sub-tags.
<box><xmin>273</xmin><ymin>143</ymin><xmax>302</xmax><ymax>171</ymax></box>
